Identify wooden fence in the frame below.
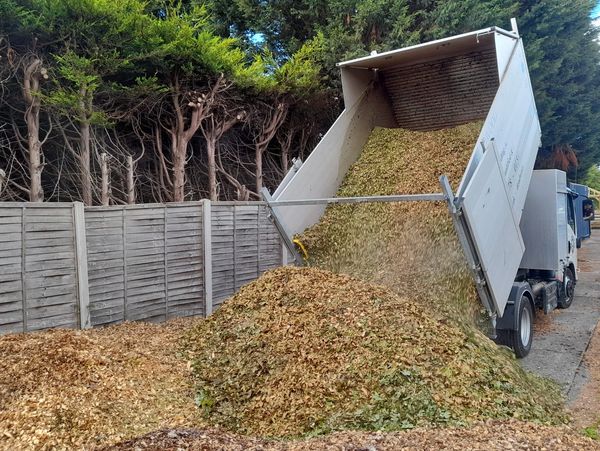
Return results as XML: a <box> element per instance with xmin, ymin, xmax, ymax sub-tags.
<box><xmin>0</xmin><ymin>201</ymin><xmax>283</xmax><ymax>334</ymax></box>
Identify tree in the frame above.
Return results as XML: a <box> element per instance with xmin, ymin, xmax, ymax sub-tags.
<box><xmin>582</xmin><ymin>165</ymin><xmax>600</xmax><ymax>192</ymax></box>
<box><xmin>519</xmin><ymin>0</ymin><xmax>600</xmax><ymax>174</ymax></box>
<box><xmin>130</xmin><ymin>4</ymin><xmax>268</xmax><ymax>202</ymax></box>
<box><xmin>248</xmin><ymin>33</ymin><xmax>325</xmax><ymax>193</ymax></box>
<box><xmin>0</xmin><ymin>1</ymin><xmax>51</xmax><ymax>202</ymax></box>
<box><xmin>47</xmin><ymin>51</ymin><xmax>109</xmax><ymax>205</ymax></box>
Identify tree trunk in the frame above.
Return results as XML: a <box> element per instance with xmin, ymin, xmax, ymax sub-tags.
<box><xmin>23</xmin><ymin>58</ymin><xmax>44</xmax><ymax>202</ymax></box>
<box><xmin>80</xmin><ymin>119</ymin><xmax>92</xmax><ymax>205</ymax></box>
<box><xmin>277</xmin><ymin>128</ymin><xmax>294</xmax><ymax>176</ymax></box>
<box><xmin>254</xmin><ymin>102</ymin><xmax>288</xmax><ymax>195</ymax></box>
<box><xmin>206</xmin><ymin>136</ymin><xmax>218</xmax><ymax>201</ymax></box>
<box><xmin>27</xmin><ymin>118</ymin><xmax>43</xmax><ymax>202</ymax></box>
<box><xmin>167</xmin><ymin>74</ymin><xmax>228</xmax><ymax>202</ymax></box>
<box><xmin>281</xmin><ymin>148</ymin><xmax>289</xmax><ymax>174</ymax></box>
<box><xmin>255</xmin><ymin>146</ymin><xmax>263</xmax><ymax>195</ymax></box>
<box><xmin>100</xmin><ymin>152</ymin><xmax>109</xmax><ymax>206</ymax></box>
<box><xmin>172</xmin><ymin>136</ymin><xmax>186</xmax><ymax>202</ymax></box>
<box><xmin>127</xmin><ymin>155</ymin><xmax>135</xmax><ymax>204</ymax></box>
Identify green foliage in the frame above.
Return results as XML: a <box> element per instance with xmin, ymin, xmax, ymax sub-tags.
<box><xmin>427</xmin><ymin>0</ymin><xmax>518</xmax><ymax>38</ymax></box>
<box><xmin>0</xmin><ymin>0</ymin><xmax>25</xmax><ymax>31</ymax></box>
<box><xmin>274</xmin><ymin>32</ymin><xmax>325</xmax><ymax>95</ymax></box>
<box><xmin>46</xmin><ymin>51</ymin><xmax>109</xmax><ymax>125</ymax></box>
<box><xmin>584</xmin><ymin>425</ymin><xmax>600</xmax><ymax>440</ymax></box>
<box><xmin>135</xmin><ymin>5</ymin><xmax>245</xmax><ymax>77</ymax></box>
<box><xmin>518</xmin><ymin>0</ymin><xmax>600</xmax><ymax>171</ymax></box>
<box><xmin>582</xmin><ymin>165</ymin><xmax>600</xmax><ymax>192</ymax></box>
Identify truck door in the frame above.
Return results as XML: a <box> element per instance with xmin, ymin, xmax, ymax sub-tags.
<box><xmin>566</xmin><ymin>194</ymin><xmax>577</xmax><ymax>265</ymax></box>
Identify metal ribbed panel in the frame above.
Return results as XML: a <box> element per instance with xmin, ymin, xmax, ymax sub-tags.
<box><xmin>382</xmin><ymin>49</ymin><xmax>499</xmax><ymax>130</ymax></box>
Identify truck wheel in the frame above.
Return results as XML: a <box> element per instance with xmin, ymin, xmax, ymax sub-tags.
<box><xmin>558</xmin><ymin>267</ymin><xmax>575</xmax><ymax>309</ymax></box>
<box><xmin>497</xmin><ymin>296</ymin><xmax>533</xmax><ymax>358</ymax></box>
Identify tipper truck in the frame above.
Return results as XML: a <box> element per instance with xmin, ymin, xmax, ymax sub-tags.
<box><xmin>262</xmin><ymin>19</ymin><xmax>595</xmax><ymax>357</ymax></box>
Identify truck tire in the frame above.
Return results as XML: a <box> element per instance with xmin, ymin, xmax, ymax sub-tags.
<box><xmin>558</xmin><ymin>267</ymin><xmax>575</xmax><ymax>309</ymax></box>
<box><xmin>497</xmin><ymin>296</ymin><xmax>533</xmax><ymax>358</ymax></box>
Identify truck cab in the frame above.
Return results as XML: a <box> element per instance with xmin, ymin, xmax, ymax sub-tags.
<box><xmin>569</xmin><ymin>182</ymin><xmax>594</xmax><ymax>247</ymax></box>
<box><xmin>496</xmin><ymin>170</ymin><xmax>578</xmax><ymax>356</ymax></box>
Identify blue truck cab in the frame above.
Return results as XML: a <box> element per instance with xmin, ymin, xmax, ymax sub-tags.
<box><xmin>569</xmin><ymin>182</ymin><xmax>594</xmax><ymax>247</ymax></box>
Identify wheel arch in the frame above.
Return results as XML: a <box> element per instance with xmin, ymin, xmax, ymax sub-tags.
<box><xmin>568</xmin><ymin>262</ymin><xmax>577</xmax><ymax>282</ymax></box>
<box><xmin>497</xmin><ymin>282</ymin><xmax>534</xmax><ymax>331</ymax></box>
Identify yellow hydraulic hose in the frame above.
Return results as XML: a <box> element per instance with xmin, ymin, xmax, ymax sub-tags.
<box><xmin>292</xmin><ymin>238</ymin><xmax>309</xmax><ymax>262</ymax></box>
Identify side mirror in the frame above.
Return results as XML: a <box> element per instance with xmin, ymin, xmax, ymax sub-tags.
<box><xmin>583</xmin><ymin>198</ymin><xmax>595</xmax><ymax>221</ymax></box>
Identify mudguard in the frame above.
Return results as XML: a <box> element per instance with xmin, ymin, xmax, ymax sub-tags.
<box><xmin>496</xmin><ymin>281</ymin><xmax>533</xmax><ymax>331</ymax></box>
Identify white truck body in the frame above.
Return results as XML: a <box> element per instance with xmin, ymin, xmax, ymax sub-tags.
<box><xmin>520</xmin><ymin>170</ymin><xmax>577</xmax><ymax>274</ymax></box>
<box><xmin>267</xmin><ymin>21</ymin><xmax>578</xmax><ymax>356</ymax></box>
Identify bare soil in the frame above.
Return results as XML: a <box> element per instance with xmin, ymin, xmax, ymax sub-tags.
<box><xmin>570</xmin><ymin>321</ymin><xmax>600</xmax><ymax>431</ymax></box>
<box><xmin>103</xmin><ymin>421</ymin><xmax>600</xmax><ymax>450</ymax></box>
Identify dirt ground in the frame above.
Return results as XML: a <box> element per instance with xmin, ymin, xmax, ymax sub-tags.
<box><xmin>103</xmin><ymin>421</ymin><xmax>600</xmax><ymax>450</ymax></box>
<box><xmin>570</xmin><ymin>321</ymin><xmax>600</xmax><ymax>433</ymax></box>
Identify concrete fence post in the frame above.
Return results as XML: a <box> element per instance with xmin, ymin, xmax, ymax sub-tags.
<box><xmin>73</xmin><ymin>202</ymin><xmax>91</xmax><ymax>329</ymax></box>
<box><xmin>203</xmin><ymin>199</ymin><xmax>213</xmax><ymax>316</ymax></box>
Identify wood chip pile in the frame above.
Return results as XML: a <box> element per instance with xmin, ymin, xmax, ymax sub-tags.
<box><xmin>0</xmin><ymin>319</ymin><xmax>204</xmax><ymax>450</ymax></box>
<box><xmin>185</xmin><ymin>266</ymin><xmax>565</xmax><ymax>438</ymax></box>
<box><xmin>104</xmin><ymin>420</ymin><xmax>600</xmax><ymax>450</ymax></box>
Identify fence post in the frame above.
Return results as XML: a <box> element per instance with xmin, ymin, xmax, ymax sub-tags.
<box><xmin>21</xmin><ymin>206</ymin><xmax>27</xmax><ymax>333</ymax></box>
<box><xmin>73</xmin><ymin>202</ymin><xmax>91</xmax><ymax>329</ymax></box>
<box><xmin>164</xmin><ymin>206</ymin><xmax>169</xmax><ymax>319</ymax></box>
<box><xmin>203</xmin><ymin>199</ymin><xmax>213</xmax><ymax>316</ymax></box>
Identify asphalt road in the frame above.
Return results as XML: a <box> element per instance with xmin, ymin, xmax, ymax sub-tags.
<box><xmin>520</xmin><ymin>232</ymin><xmax>600</xmax><ymax>400</ymax></box>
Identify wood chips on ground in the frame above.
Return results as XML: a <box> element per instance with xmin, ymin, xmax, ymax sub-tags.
<box><xmin>0</xmin><ymin>319</ymin><xmax>205</xmax><ymax>450</ymax></box>
<box><xmin>185</xmin><ymin>266</ymin><xmax>565</xmax><ymax>439</ymax></box>
<box><xmin>182</xmin><ymin>123</ymin><xmax>566</xmax><ymax>439</ymax></box>
<box><xmin>0</xmin><ymin>123</ymin><xmax>583</xmax><ymax>449</ymax></box>
<box><xmin>104</xmin><ymin>420</ymin><xmax>600</xmax><ymax>450</ymax></box>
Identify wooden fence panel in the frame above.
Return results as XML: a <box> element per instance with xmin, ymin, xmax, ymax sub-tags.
<box><xmin>210</xmin><ymin>203</ymin><xmax>283</xmax><ymax>309</ymax></box>
<box><xmin>23</xmin><ymin>206</ymin><xmax>79</xmax><ymax>331</ymax></box>
<box><xmin>165</xmin><ymin>204</ymin><xmax>204</xmax><ymax>319</ymax></box>
<box><xmin>86</xmin><ymin>209</ymin><xmax>126</xmax><ymax>326</ymax></box>
<box><xmin>0</xmin><ymin>206</ymin><xmax>24</xmax><ymax>334</ymax></box>
<box><xmin>258</xmin><ymin>204</ymin><xmax>283</xmax><ymax>273</ymax></box>
<box><xmin>0</xmin><ymin>200</ymin><xmax>282</xmax><ymax>335</ymax></box>
<box><xmin>125</xmin><ymin>207</ymin><xmax>167</xmax><ymax>323</ymax></box>
<box><xmin>211</xmin><ymin>204</ymin><xmax>235</xmax><ymax>308</ymax></box>
<box><xmin>0</xmin><ymin>204</ymin><xmax>80</xmax><ymax>333</ymax></box>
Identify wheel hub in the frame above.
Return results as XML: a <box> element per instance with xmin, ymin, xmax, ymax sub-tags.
<box><xmin>520</xmin><ymin>305</ymin><xmax>532</xmax><ymax>347</ymax></box>
<box><xmin>565</xmin><ymin>275</ymin><xmax>574</xmax><ymax>301</ymax></box>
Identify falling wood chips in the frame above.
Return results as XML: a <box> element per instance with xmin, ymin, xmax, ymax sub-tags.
<box><xmin>0</xmin><ymin>319</ymin><xmax>206</xmax><ymax>450</ymax></box>
<box><xmin>301</xmin><ymin>123</ymin><xmax>485</xmax><ymax>323</ymax></box>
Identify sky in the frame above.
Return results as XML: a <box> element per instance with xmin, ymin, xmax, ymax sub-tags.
<box><xmin>593</xmin><ymin>2</ymin><xmax>600</xmax><ymax>19</ymax></box>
